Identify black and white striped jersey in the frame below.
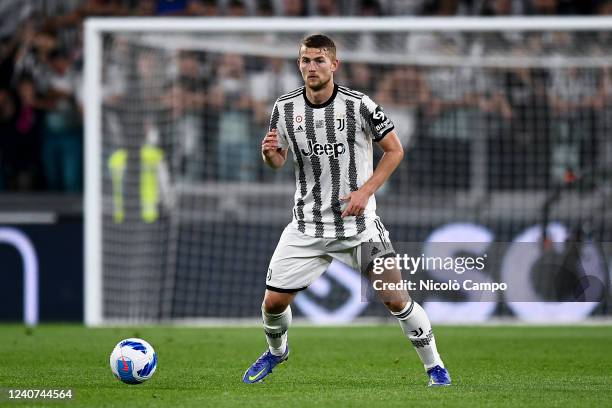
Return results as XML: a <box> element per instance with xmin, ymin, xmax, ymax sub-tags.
<box><xmin>269</xmin><ymin>83</ymin><xmax>395</xmax><ymax>239</ymax></box>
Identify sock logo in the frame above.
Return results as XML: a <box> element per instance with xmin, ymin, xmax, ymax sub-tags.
<box><xmin>410</xmin><ymin>327</ymin><xmax>424</xmax><ymax>337</ymax></box>
<box><xmin>265</xmin><ymin>329</ymin><xmax>287</xmax><ymax>339</ymax></box>
<box><xmin>411</xmin><ymin>329</ymin><xmax>434</xmax><ymax>348</ymax></box>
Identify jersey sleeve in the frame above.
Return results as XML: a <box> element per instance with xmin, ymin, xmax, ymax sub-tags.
<box><xmin>360</xmin><ymin>95</ymin><xmax>395</xmax><ymax>142</ymax></box>
<box><xmin>269</xmin><ymin>100</ymin><xmax>289</xmax><ymax>150</ymax></box>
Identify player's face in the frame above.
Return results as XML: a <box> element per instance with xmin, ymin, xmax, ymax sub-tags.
<box><xmin>298</xmin><ymin>46</ymin><xmax>338</xmax><ymax>91</ymax></box>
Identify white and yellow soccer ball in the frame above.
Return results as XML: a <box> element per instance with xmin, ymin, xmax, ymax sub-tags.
<box><xmin>110</xmin><ymin>338</ymin><xmax>157</xmax><ymax>384</ymax></box>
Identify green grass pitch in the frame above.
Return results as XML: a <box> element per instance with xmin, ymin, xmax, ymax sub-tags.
<box><xmin>1</xmin><ymin>324</ymin><xmax>611</xmax><ymax>407</ymax></box>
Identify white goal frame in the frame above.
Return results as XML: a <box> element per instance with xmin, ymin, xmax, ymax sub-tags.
<box><xmin>84</xmin><ymin>16</ymin><xmax>612</xmax><ymax>326</ymax></box>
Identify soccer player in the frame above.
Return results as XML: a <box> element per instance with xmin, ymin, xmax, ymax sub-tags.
<box><xmin>242</xmin><ymin>34</ymin><xmax>451</xmax><ymax>386</ymax></box>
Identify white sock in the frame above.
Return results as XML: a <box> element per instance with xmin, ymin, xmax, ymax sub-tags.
<box><xmin>392</xmin><ymin>300</ymin><xmax>444</xmax><ymax>370</ymax></box>
<box><xmin>262</xmin><ymin>305</ymin><xmax>292</xmax><ymax>356</ymax></box>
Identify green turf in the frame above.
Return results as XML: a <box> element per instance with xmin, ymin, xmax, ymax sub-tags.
<box><xmin>0</xmin><ymin>324</ymin><xmax>611</xmax><ymax>407</ymax></box>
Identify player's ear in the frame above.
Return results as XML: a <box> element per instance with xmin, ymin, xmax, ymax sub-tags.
<box><xmin>331</xmin><ymin>58</ymin><xmax>339</xmax><ymax>72</ymax></box>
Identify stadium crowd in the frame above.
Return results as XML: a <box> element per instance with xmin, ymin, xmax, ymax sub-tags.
<box><xmin>1</xmin><ymin>0</ymin><xmax>612</xmax><ymax>192</ymax></box>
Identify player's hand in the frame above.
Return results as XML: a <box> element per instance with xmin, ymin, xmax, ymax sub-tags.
<box><xmin>340</xmin><ymin>189</ymin><xmax>371</xmax><ymax>218</ymax></box>
<box><xmin>261</xmin><ymin>129</ymin><xmax>280</xmax><ymax>157</ymax></box>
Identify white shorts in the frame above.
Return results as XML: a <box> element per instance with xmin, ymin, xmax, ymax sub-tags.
<box><xmin>265</xmin><ymin>217</ymin><xmax>395</xmax><ymax>292</ymax></box>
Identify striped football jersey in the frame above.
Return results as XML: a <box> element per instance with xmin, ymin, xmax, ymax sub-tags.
<box><xmin>269</xmin><ymin>83</ymin><xmax>395</xmax><ymax>238</ymax></box>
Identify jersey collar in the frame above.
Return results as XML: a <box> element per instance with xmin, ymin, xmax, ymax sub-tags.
<box><xmin>302</xmin><ymin>83</ymin><xmax>338</xmax><ymax>109</ymax></box>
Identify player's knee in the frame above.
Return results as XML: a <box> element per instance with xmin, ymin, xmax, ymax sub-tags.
<box><xmin>262</xmin><ymin>294</ymin><xmax>292</xmax><ymax>314</ymax></box>
<box><xmin>383</xmin><ymin>299</ymin><xmax>409</xmax><ymax>314</ymax></box>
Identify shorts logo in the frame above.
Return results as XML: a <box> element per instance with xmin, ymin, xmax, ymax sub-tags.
<box><xmin>301</xmin><ymin>140</ymin><xmax>346</xmax><ymax>158</ymax></box>
<box><xmin>267</xmin><ymin>268</ymin><xmax>272</xmax><ymax>281</ymax></box>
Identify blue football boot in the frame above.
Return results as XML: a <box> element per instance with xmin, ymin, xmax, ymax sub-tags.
<box><xmin>242</xmin><ymin>345</ymin><xmax>289</xmax><ymax>384</ymax></box>
<box><xmin>427</xmin><ymin>365</ymin><xmax>451</xmax><ymax>386</ymax></box>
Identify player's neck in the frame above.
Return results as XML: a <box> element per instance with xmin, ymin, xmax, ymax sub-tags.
<box><xmin>304</xmin><ymin>81</ymin><xmax>336</xmax><ymax>106</ymax></box>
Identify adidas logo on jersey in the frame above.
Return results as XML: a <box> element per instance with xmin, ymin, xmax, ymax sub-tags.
<box><xmin>301</xmin><ymin>140</ymin><xmax>346</xmax><ymax>158</ymax></box>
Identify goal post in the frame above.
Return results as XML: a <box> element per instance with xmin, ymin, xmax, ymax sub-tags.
<box><xmin>84</xmin><ymin>18</ymin><xmax>103</xmax><ymax>327</ymax></box>
<box><xmin>84</xmin><ymin>17</ymin><xmax>612</xmax><ymax>326</ymax></box>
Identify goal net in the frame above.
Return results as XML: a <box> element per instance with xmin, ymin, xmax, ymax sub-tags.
<box><xmin>85</xmin><ymin>18</ymin><xmax>612</xmax><ymax>325</ymax></box>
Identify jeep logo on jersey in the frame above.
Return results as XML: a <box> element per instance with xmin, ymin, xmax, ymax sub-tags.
<box><xmin>301</xmin><ymin>140</ymin><xmax>346</xmax><ymax>158</ymax></box>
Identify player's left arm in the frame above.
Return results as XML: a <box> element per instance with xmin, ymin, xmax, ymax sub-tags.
<box><xmin>340</xmin><ymin>131</ymin><xmax>403</xmax><ymax>218</ymax></box>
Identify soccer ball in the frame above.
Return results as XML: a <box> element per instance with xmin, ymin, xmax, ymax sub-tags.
<box><xmin>110</xmin><ymin>338</ymin><xmax>157</xmax><ymax>384</ymax></box>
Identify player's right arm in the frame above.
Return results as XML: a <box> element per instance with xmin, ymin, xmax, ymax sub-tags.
<box><xmin>261</xmin><ymin>129</ymin><xmax>288</xmax><ymax>169</ymax></box>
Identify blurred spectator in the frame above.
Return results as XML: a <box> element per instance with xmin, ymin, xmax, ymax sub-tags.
<box><xmin>130</xmin><ymin>48</ymin><xmax>177</xmax><ymax>171</ymax></box>
<box><xmin>154</xmin><ymin>0</ymin><xmax>189</xmax><ymax>15</ymax></box>
<box><xmin>358</xmin><ymin>0</ymin><xmax>384</xmax><ymax>15</ymax></box>
<box><xmin>526</xmin><ymin>0</ymin><xmax>558</xmax><ymax>14</ymax></box>
<box><xmin>486</xmin><ymin>0</ymin><xmax>599</xmax><ymax>15</ymax></box>
<box><xmin>0</xmin><ymin>0</ymin><xmax>35</xmax><ymax>38</ymax></box>
<box><xmin>209</xmin><ymin>53</ymin><xmax>256</xmax><ymax>181</ymax></box>
<box><xmin>41</xmin><ymin>48</ymin><xmax>83</xmax><ymax>192</ymax></box>
<box><xmin>314</xmin><ymin>0</ymin><xmax>341</xmax><ymax>15</ymax></box>
<box><xmin>547</xmin><ymin>66</ymin><xmax>604</xmax><ymax>184</ymax></box>
<box><xmin>470</xmin><ymin>67</ymin><xmax>514</xmax><ymax>193</ymax></box>
<box><xmin>598</xmin><ymin>0</ymin><xmax>612</xmax><ymax>14</ymax></box>
<box><xmin>12</xmin><ymin>25</ymin><xmax>59</xmax><ymax>90</ymax></box>
<box><xmin>600</xmin><ymin>67</ymin><xmax>612</xmax><ymax>168</ymax></box>
<box><xmin>0</xmin><ymin>89</ymin><xmax>17</xmax><ymax>190</ymax></box>
<box><xmin>134</xmin><ymin>50</ymin><xmax>168</xmax><ymax>114</ymax></box>
<box><xmin>385</xmin><ymin>0</ymin><xmax>429</xmax><ymax>14</ymax></box>
<box><xmin>227</xmin><ymin>0</ymin><xmax>249</xmax><ymax>16</ymax></box>
<box><xmin>423</xmin><ymin>0</ymin><xmax>475</xmax><ymax>15</ymax></box>
<box><xmin>187</xmin><ymin>0</ymin><xmax>220</xmax><ymax>15</ymax></box>
<box><xmin>419</xmin><ymin>42</ymin><xmax>482</xmax><ymax>189</ymax></box>
<box><xmin>79</xmin><ymin>0</ymin><xmax>131</xmax><ymax>17</ymax></box>
<box><xmin>249</xmin><ymin>57</ymin><xmax>299</xmax><ymax>181</ymax></box>
<box><xmin>256</xmin><ymin>0</ymin><xmax>275</xmax><ymax>16</ymax></box>
<box><xmin>475</xmin><ymin>68</ymin><xmax>512</xmax><ymax>122</ymax></box>
<box><xmin>133</xmin><ymin>0</ymin><xmax>157</xmax><ymax>16</ymax></box>
<box><xmin>250</xmin><ymin>57</ymin><xmax>300</xmax><ymax>126</ymax></box>
<box><xmin>101</xmin><ymin>38</ymin><xmax>130</xmax><ymax>106</ymax></box>
<box><xmin>555</xmin><ymin>0</ymin><xmax>595</xmax><ymax>14</ymax></box>
<box><xmin>7</xmin><ymin>76</ymin><xmax>45</xmax><ymax>190</ymax></box>
<box><xmin>407</xmin><ymin>29</ymin><xmax>466</xmax><ymax>58</ymax></box>
<box><xmin>161</xmin><ymin>51</ymin><xmax>212</xmax><ymax>181</ymax></box>
<box><xmin>480</xmin><ymin>0</ymin><xmax>528</xmax><ymax>15</ymax></box>
<box><xmin>375</xmin><ymin>66</ymin><xmax>428</xmax><ymax>190</ymax></box>
<box><xmin>345</xmin><ymin>62</ymin><xmax>376</xmax><ymax>95</ymax></box>
<box><xmin>352</xmin><ymin>0</ymin><xmax>386</xmax><ymax>51</ymax></box>
<box><xmin>281</xmin><ymin>0</ymin><xmax>307</xmax><ymax>16</ymax></box>
<box><xmin>376</xmin><ymin>66</ymin><xmax>428</xmax><ymax>149</ymax></box>
<box><xmin>496</xmin><ymin>64</ymin><xmax>550</xmax><ymax>189</ymax></box>
<box><xmin>0</xmin><ymin>36</ymin><xmax>19</xmax><ymax>89</ymax></box>
<box><xmin>2</xmin><ymin>0</ymin><xmax>612</xmax><ymax>193</ymax></box>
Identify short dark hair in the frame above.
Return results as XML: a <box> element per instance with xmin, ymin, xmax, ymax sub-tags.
<box><xmin>300</xmin><ymin>34</ymin><xmax>336</xmax><ymax>60</ymax></box>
